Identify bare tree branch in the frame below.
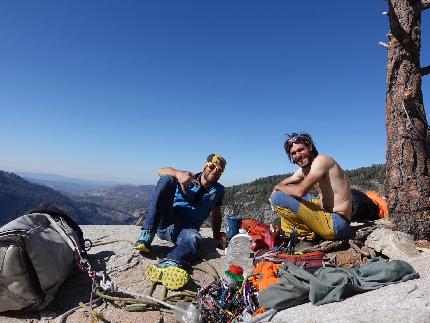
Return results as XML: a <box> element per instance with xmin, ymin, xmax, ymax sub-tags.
<box><xmin>423</xmin><ymin>0</ymin><xmax>430</xmax><ymax>10</ymax></box>
<box><xmin>378</xmin><ymin>41</ymin><xmax>389</xmax><ymax>48</ymax></box>
<box><xmin>421</xmin><ymin>65</ymin><xmax>430</xmax><ymax>76</ymax></box>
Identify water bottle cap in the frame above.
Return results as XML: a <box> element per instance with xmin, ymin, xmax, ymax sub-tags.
<box><xmin>229</xmin><ymin>264</ymin><xmax>244</xmax><ymax>275</ymax></box>
<box><xmin>225</xmin><ymin>270</ymin><xmax>244</xmax><ymax>283</ymax></box>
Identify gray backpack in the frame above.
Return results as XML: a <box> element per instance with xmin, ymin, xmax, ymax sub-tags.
<box><xmin>0</xmin><ymin>207</ymin><xmax>87</xmax><ymax>312</ymax></box>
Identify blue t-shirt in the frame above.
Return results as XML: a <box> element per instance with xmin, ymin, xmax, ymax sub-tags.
<box><xmin>172</xmin><ymin>173</ymin><xmax>225</xmax><ymax>229</ymax></box>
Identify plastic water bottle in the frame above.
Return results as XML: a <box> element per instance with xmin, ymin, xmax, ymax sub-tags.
<box><xmin>172</xmin><ymin>302</ymin><xmax>199</xmax><ymax>323</ymax></box>
<box><xmin>222</xmin><ymin>264</ymin><xmax>244</xmax><ymax>288</ymax></box>
<box><xmin>219</xmin><ymin>264</ymin><xmax>244</xmax><ymax>309</ymax></box>
<box><xmin>225</xmin><ymin>229</ymin><xmax>253</xmax><ymax>277</ymax></box>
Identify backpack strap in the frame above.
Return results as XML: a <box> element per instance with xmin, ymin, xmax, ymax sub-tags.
<box><xmin>43</xmin><ymin>214</ymin><xmax>92</xmax><ymax>272</ymax></box>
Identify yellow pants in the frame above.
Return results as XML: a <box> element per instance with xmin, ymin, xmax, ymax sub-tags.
<box><xmin>274</xmin><ymin>199</ymin><xmax>335</xmax><ymax>240</ymax></box>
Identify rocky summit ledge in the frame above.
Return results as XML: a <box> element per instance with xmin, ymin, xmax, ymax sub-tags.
<box><xmin>1</xmin><ymin>225</ymin><xmax>430</xmax><ymax>323</ymax></box>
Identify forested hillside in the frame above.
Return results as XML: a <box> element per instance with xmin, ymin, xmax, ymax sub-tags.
<box><xmin>75</xmin><ymin>184</ymin><xmax>153</xmax><ymax>219</ymax></box>
<box><xmin>0</xmin><ymin>171</ymin><xmax>136</xmax><ymax>226</ymax></box>
<box><xmin>1</xmin><ymin>165</ymin><xmax>385</xmax><ymax>227</ymax></box>
<box><xmin>221</xmin><ymin>164</ymin><xmax>385</xmax><ymax>221</ymax></box>
<box><xmin>0</xmin><ymin>171</ymin><xmax>91</xmax><ymax>225</ymax></box>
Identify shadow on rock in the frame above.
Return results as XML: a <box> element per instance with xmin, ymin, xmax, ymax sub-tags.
<box><xmin>44</xmin><ymin>270</ymin><xmax>93</xmax><ymax>313</ymax></box>
<box><xmin>2</xmin><ymin>270</ymin><xmax>92</xmax><ymax>321</ymax></box>
<box><xmin>88</xmin><ymin>250</ymin><xmax>115</xmax><ymax>271</ymax></box>
<box><xmin>196</xmin><ymin>237</ymin><xmax>223</xmax><ymax>261</ymax></box>
<box><xmin>183</xmin><ymin>277</ymin><xmax>203</xmax><ymax>293</ymax></box>
<box><xmin>146</xmin><ymin>244</ymin><xmax>175</xmax><ymax>259</ymax></box>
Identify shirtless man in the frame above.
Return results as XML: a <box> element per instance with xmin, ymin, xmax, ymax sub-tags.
<box><xmin>271</xmin><ymin>133</ymin><xmax>352</xmax><ymax>241</ymax></box>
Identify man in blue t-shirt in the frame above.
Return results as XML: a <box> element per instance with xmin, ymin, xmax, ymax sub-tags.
<box><xmin>134</xmin><ymin>154</ymin><xmax>227</xmax><ymax>289</ymax></box>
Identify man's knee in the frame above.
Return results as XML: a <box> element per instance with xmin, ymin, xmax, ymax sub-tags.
<box><xmin>157</xmin><ymin>175</ymin><xmax>178</xmax><ymax>188</ymax></box>
<box><xmin>271</xmin><ymin>191</ymin><xmax>300</xmax><ymax>212</ymax></box>
<box><xmin>270</xmin><ymin>191</ymin><xmax>284</xmax><ymax>207</ymax></box>
<box><xmin>152</xmin><ymin>175</ymin><xmax>178</xmax><ymax>202</ymax></box>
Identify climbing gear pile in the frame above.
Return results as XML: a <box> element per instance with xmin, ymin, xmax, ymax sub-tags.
<box><xmin>197</xmin><ymin>280</ymin><xmax>247</xmax><ymax>322</ymax></box>
<box><xmin>196</xmin><ymin>263</ymin><xmax>263</xmax><ymax>322</ymax></box>
<box><xmin>253</xmin><ymin>249</ymin><xmax>335</xmax><ymax>271</ymax></box>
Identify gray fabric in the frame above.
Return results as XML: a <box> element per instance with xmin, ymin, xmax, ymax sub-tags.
<box><xmin>0</xmin><ymin>248</ymin><xmax>5</xmax><ymax>272</ymax></box>
<box><xmin>0</xmin><ymin>213</ymin><xmax>80</xmax><ymax>312</ymax></box>
<box><xmin>259</xmin><ymin>258</ymin><xmax>419</xmax><ymax>310</ymax></box>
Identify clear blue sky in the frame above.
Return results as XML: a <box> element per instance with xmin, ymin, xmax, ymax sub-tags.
<box><xmin>1</xmin><ymin>1</ymin><xmax>429</xmax><ymax>186</ymax></box>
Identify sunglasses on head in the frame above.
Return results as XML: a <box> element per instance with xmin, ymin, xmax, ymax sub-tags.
<box><xmin>285</xmin><ymin>134</ymin><xmax>310</xmax><ymax>149</ymax></box>
<box><xmin>206</xmin><ymin>162</ymin><xmax>224</xmax><ymax>173</ymax></box>
<box><xmin>285</xmin><ymin>134</ymin><xmax>308</xmax><ymax>145</ymax></box>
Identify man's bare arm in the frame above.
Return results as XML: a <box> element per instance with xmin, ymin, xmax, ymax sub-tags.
<box><xmin>275</xmin><ymin>156</ymin><xmax>331</xmax><ymax>198</ymax></box>
<box><xmin>273</xmin><ymin>169</ymin><xmax>303</xmax><ymax>192</ymax></box>
<box><xmin>211</xmin><ymin>206</ymin><xmax>222</xmax><ymax>238</ymax></box>
<box><xmin>158</xmin><ymin>167</ymin><xmax>194</xmax><ymax>192</ymax></box>
<box><xmin>211</xmin><ymin>206</ymin><xmax>227</xmax><ymax>249</ymax></box>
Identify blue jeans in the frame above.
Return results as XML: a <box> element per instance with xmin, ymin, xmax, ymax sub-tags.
<box><xmin>142</xmin><ymin>175</ymin><xmax>202</xmax><ymax>267</ymax></box>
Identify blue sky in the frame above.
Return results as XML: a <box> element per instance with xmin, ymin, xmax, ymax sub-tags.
<box><xmin>0</xmin><ymin>1</ymin><xmax>429</xmax><ymax>186</ymax></box>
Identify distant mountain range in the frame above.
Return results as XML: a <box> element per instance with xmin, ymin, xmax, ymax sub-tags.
<box><xmin>0</xmin><ymin>171</ymin><xmax>154</xmax><ymax>226</ymax></box>
<box><xmin>17</xmin><ymin>171</ymin><xmax>122</xmax><ymax>195</ymax></box>
<box><xmin>75</xmin><ymin>184</ymin><xmax>154</xmax><ymax>219</ymax></box>
<box><xmin>19</xmin><ymin>171</ymin><xmax>155</xmax><ymax>222</ymax></box>
<box><xmin>0</xmin><ymin>171</ymin><xmax>91</xmax><ymax>226</ymax></box>
<box><xmin>1</xmin><ymin>165</ymin><xmax>385</xmax><ymax>227</ymax></box>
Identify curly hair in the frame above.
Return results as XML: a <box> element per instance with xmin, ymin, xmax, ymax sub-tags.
<box><xmin>284</xmin><ymin>132</ymin><xmax>319</xmax><ymax>162</ymax></box>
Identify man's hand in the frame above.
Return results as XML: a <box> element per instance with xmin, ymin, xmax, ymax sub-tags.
<box><xmin>176</xmin><ymin>170</ymin><xmax>195</xmax><ymax>193</ymax></box>
<box><xmin>214</xmin><ymin>232</ymin><xmax>228</xmax><ymax>249</ymax></box>
<box><xmin>158</xmin><ymin>167</ymin><xmax>196</xmax><ymax>192</ymax></box>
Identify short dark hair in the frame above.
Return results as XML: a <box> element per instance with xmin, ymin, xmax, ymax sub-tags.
<box><xmin>284</xmin><ymin>132</ymin><xmax>318</xmax><ymax>162</ymax></box>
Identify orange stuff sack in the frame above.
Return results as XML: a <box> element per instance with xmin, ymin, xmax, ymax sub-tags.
<box><xmin>241</xmin><ymin>219</ymin><xmax>283</xmax><ymax>251</ymax></box>
<box><xmin>249</xmin><ymin>261</ymin><xmax>282</xmax><ymax>292</ymax></box>
<box><xmin>366</xmin><ymin>191</ymin><xmax>389</xmax><ymax>218</ymax></box>
<box><xmin>252</xmin><ymin>307</ymin><xmax>268</xmax><ymax>317</ymax></box>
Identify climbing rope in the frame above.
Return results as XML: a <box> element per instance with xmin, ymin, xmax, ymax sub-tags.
<box><xmin>95</xmin><ymin>273</ymin><xmax>200</xmax><ymax>322</ymax></box>
<box><xmin>88</xmin><ymin>239</ymin><xmax>135</xmax><ymax>248</ymax></box>
<box><xmin>61</xmin><ymin>238</ymin><xmax>227</xmax><ymax>322</ymax></box>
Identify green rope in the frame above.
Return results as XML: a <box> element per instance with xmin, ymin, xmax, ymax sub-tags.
<box><xmin>124</xmin><ymin>304</ymin><xmax>173</xmax><ymax>313</ymax></box>
<box><xmin>95</xmin><ymin>288</ymin><xmax>153</xmax><ymax>305</ymax></box>
<box><xmin>79</xmin><ymin>300</ymin><xmax>104</xmax><ymax>322</ymax></box>
<box><xmin>164</xmin><ymin>292</ymin><xmax>197</xmax><ymax>301</ymax></box>
<box><xmin>91</xmin><ymin>239</ymin><xmax>134</xmax><ymax>247</ymax></box>
<box><xmin>95</xmin><ymin>287</ymin><xmax>196</xmax><ymax>311</ymax></box>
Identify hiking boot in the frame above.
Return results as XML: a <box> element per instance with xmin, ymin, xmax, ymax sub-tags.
<box><xmin>134</xmin><ymin>229</ymin><xmax>156</xmax><ymax>253</ymax></box>
<box><xmin>145</xmin><ymin>260</ymin><xmax>189</xmax><ymax>290</ymax></box>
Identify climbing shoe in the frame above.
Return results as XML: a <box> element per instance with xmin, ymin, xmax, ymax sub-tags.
<box><xmin>134</xmin><ymin>229</ymin><xmax>156</xmax><ymax>252</ymax></box>
<box><xmin>145</xmin><ymin>260</ymin><xmax>189</xmax><ymax>290</ymax></box>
